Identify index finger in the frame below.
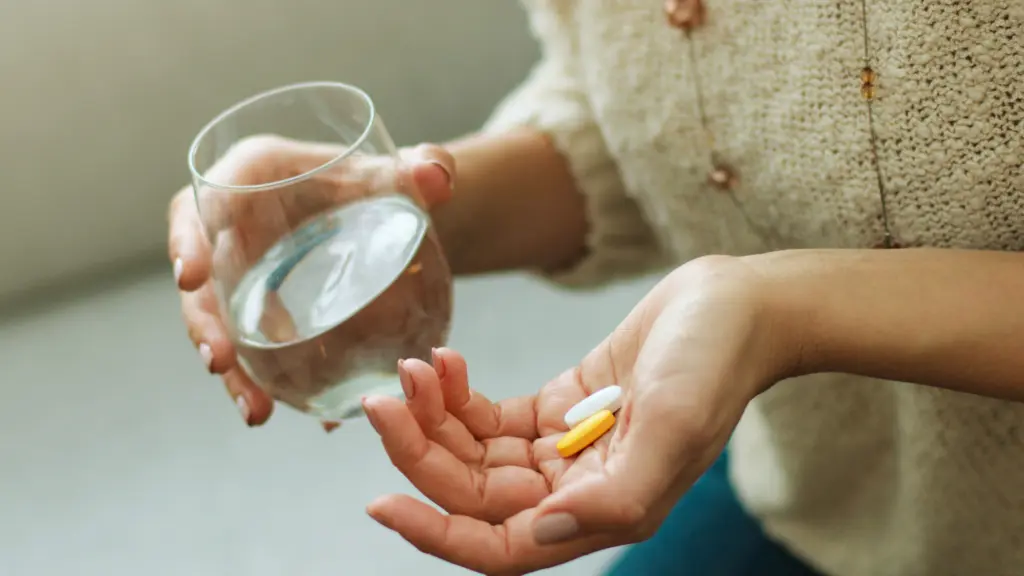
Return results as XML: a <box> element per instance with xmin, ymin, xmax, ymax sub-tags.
<box><xmin>168</xmin><ymin>186</ymin><xmax>212</xmax><ymax>292</ymax></box>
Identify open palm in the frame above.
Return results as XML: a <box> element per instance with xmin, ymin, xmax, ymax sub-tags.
<box><xmin>363</xmin><ymin>261</ymin><xmax>775</xmax><ymax>575</ymax></box>
<box><xmin>363</xmin><ymin>346</ymin><xmax>622</xmax><ymax>574</ymax></box>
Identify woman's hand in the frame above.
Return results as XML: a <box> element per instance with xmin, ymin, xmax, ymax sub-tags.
<box><xmin>167</xmin><ymin>136</ymin><xmax>456</xmax><ymax>427</ymax></box>
<box><xmin>364</xmin><ymin>256</ymin><xmax>795</xmax><ymax>575</ymax></box>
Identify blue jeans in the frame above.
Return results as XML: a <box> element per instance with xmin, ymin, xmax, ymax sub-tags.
<box><xmin>603</xmin><ymin>452</ymin><xmax>822</xmax><ymax>576</ymax></box>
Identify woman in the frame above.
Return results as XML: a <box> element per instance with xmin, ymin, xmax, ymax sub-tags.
<box><xmin>168</xmin><ymin>0</ymin><xmax>1024</xmax><ymax>574</ymax></box>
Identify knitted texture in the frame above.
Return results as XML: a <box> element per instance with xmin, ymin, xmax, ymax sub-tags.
<box><xmin>487</xmin><ymin>1</ymin><xmax>1024</xmax><ymax>574</ymax></box>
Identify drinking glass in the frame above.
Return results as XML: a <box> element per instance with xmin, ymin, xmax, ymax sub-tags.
<box><xmin>188</xmin><ymin>81</ymin><xmax>452</xmax><ymax>421</ymax></box>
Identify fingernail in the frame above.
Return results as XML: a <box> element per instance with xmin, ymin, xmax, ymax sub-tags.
<box><xmin>198</xmin><ymin>343</ymin><xmax>214</xmax><ymax>372</ymax></box>
<box><xmin>427</xmin><ymin>160</ymin><xmax>454</xmax><ymax>191</ymax></box>
<box><xmin>397</xmin><ymin>360</ymin><xmax>415</xmax><ymax>399</ymax></box>
<box><xmin>365</xmin><ymin>497</ymin><xmax>389</xmax><ymax>524</ymax></box>
<box><xmin>362</xmin><ymin>397</ymin><xmax>382</xmax><ymax>433</ymax></box>
<box><xmin>431</xmin><ymin>348</ymin><xmax>447</xmax><ymax>379</ymax></box>
<box><xmin>322</xmin><ymin>421</ymin><xmax>341</xmax><ymax>433</ymax></box>
<box><xmin>532</xmin><ymin>513</ymin><xmax>580</xmax><ymax>545</ymax></box>
<box><xmin>173</xmin><ymin>258</ymin><xmax>184</xmax><ymax>286</ymax></box>
<box><xmin>236</xmin><ymin>395</ymin><xmax>252</xmax><ymax>425</ymax></box>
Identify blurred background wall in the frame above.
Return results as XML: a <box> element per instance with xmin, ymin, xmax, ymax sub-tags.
<box><xmin>0</xmin><ymin>0</ymin><xmax>539</xmax><ymax>302</ymax></box>
<box><xmin>0</xmin><ymin>1</ymin><xmax>655</xmax><ymax>574</ymax></box>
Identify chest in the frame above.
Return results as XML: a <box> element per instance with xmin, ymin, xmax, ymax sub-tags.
<box><xmin>572</xmin><ymin>0</ymin><xmax>1024</xmax><ymax>254</ymax></box>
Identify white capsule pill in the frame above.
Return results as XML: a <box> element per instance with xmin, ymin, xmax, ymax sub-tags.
<box><xmin>564</xmin><ymin>385</ymin><xmax>623</xmax><ymax>428</ymax></box>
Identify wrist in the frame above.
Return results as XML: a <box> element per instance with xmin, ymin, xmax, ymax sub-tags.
<box><xmin>426</xmin><ymin>129</ymin><xmax>590</xmax><ymax>276</ymax></box>
<box><xmin>739</xmin><ymin>251</ymin><xmax>823</xmax><ymax>381</ymax></box>
<box><xmin>742</xmin><ymin>249</ymin><xmax>873</xmax><ymax>382</ymax></box>
<box><xmin>664</xmin><ymin>255</ymin><xmax>805</xmax><ymax>397</ymax></box>
<box><xmin>428</xmin><ymin>201</ymin><xmax>472</xmax><ymax>275</ymax></box>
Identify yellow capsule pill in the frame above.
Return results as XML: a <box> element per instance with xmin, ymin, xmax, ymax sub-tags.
<box><xmin>557</xmin><ymin>409</ymin><xmax>616</xmax><ymax>459</ymax></box>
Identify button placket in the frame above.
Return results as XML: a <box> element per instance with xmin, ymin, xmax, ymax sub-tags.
<box><xmin>666</xmin><ymin>0</ymin><xmax>739</xmax><ymax>192</ymax></box>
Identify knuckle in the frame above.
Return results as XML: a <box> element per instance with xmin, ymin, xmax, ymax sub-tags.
<box><xmin>180</xmin><ymin>297</ymin><xmax>208</xmax><ymax>344</ymax></box>
<box><xmin>184</xmin><ymin>319</ymin><xmax>203</xmax><ymax>345</ymax></box>
<box><xmin>436</xmin><ymin>148</ymin><xmax>456</xmax><ymax>170</ymax></box>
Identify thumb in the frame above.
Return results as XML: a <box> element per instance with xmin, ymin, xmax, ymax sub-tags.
<box><xmin>402</xmin><ymin>143</ymin><xmax>455</xmax><ymax>207</ymax></box>
<box><xmin>531</xmin><ymin>420</ymin><xmax>682</xmax><ymax>545</ymax></box>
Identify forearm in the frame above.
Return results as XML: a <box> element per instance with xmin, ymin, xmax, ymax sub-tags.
<box><xmin>431</xmin><ymin>128</ymin><xmax>588</xmax><ymax>276</ymax></box>
<box><xmin>749</xmin><ymin>248</ymin><xmax>1024</xmax><ymax>401</ymax></box>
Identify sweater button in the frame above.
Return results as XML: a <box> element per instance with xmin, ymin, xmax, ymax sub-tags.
<box><xmin>707</xmin><ymin>165</ymin><xmax>738</xmax><ymax>190</ymax></box>
<box><xmin>664</xmin><ymin>0</ymin><xmax>706</xmax><ymax>30</ymax></box>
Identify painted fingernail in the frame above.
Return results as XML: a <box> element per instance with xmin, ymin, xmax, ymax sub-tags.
<box><xmin>398</xmin><ymin>360</ymin><xmax>415</xmax><ymax>400</ymax></box>
<box><xmin>431</xmin><ymin>348</ymin><xmax>447</xmax><ymax>379</ymax></box>
<box><xmin>236</xmin><ymin>395</ymin><xmax>252</xmax><ymax>425</ymax></box>
<box><xmin>532</xmin><ymin>513</ymin><xmax>580</xmax><ymax>545</ymax></box>
<box><xmin>173</xmin><ymin>258</ymin><xmax>184</xmax><ymax>286</ymax></box>
<box><xmin>322</xmin><ymin>421</ymin><xmax>341</xmax><ymax>433</ymax></box>
<box><xmin>198</xmin><ymin>343</ymin><xmax>214</xmax><ymax>372</ymax></box>
<box><xmin>365</xmin><ymin>497</ymin><xmax>389</xmax><ymax>524</ymax></box>
<box><xmin>427</xmin><ymin>161</ymin><xmax>454</xmax><ymax>191</ymax></box>
<box><xmin>362</xmin><ymin>397</ymin><xmax>382</xmax><ymax>433</ymax></box>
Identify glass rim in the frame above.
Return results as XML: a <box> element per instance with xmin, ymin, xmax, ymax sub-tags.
<box><xmin>187</xmin><ymin>81</ymin><xmax>377</xmax><ymax>193</ymax></box>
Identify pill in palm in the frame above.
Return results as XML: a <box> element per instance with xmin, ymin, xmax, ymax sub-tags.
<box><xmin>557</xmin><ymin>409</ymin><xmax>616</xmax><ymax>458</ymax></box>
<box><xmin>564</xmin><ymin>385</ymin><xmax>623</xmax><ymax>428</ymax></box>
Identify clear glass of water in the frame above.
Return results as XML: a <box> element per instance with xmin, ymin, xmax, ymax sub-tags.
<box><xmin>188</xmin><ymin>81</ymin><xmax>452</xmax><ymax>421</ymax></box>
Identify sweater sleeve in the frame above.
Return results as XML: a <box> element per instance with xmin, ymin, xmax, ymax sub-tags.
<box><xmin>481</xmin><ymin>3</ymin><xmax>668</xmax><ymax>288</ymax></box>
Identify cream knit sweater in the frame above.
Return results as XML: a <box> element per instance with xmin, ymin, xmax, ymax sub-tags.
<box><xmin>484</xmin><ymin>1</ymin><xmax>1024</xmax><ymax>575</ymax></box>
